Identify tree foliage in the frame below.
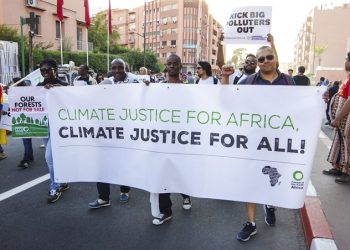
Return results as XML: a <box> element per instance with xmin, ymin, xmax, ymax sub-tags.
<box><xmin>0</xmin><ymin>24</ymin><xmax>21</xmax><ymax>42</ymax></box>
<box><xmin>314</xmin><ymin>45</ymin><xmax>327</xmax><ymax>66</ymax></box>
<box><xmin>88</xmin><ymin>12</ymin><xmax>122</xmax><ymax>53</ymax></box>
<box><xmin>231</xmin><ymin>48</ymin><xmax>247</xmax><ymax>67</ymax></box>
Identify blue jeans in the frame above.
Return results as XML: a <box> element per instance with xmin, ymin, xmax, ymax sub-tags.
<box><xmin>22</xmin><ymin>138</ymin><xmax>33</xmax><ymax>162</ymax></box>
<box><xmin>43</xmin><ymin>137</ymin><xmax>61</xmax><ymax>192</ymax></box>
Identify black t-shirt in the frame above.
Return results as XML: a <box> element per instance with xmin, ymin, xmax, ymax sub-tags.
<box><xmin>292</xmin><ymin>75</ymin><xmax>310</xmax><ymax>86</ymax></box>
<box><xmin>37</xmin><ymin>78</ymin><xmax>68</xmax><ymax>86</ymax></box>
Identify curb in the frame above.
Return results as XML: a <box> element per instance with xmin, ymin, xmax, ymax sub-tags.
<box><xmin>300</xmin><ymin>195</ymin><xmax>338</xmax><ymax>250</ymax></box>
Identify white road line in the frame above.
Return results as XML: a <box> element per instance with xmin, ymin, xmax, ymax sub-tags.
<box><xmin>0</xmin><ymin>174</ymin><xmax>49</xmax><ymax>202</ymax></box>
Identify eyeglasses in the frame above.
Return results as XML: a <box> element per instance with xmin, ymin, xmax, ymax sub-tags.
<box><xmin>40</xmin><ymin>68</ymin><xmax>53</xmax><ymax>73</ymax></box>
<box><xmin>245</xmin><ymin>59</ymin><xmax>257</xmax><ymax>65</ymax></box>
<box><xmin>257</xmin><ymin>55</ymin><xmax>274</xmax><ymax>63</ymax></box>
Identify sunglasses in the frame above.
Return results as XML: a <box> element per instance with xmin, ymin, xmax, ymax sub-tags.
<box><xmin>257</xmin><ymin>55</ymin><xmax>274</xmax><ymax>63</ymax></box>
<box><xmin>245</xmin><ymin>59</ymin><xmax>257</xmax><ymax>65</ymax></box>
<box><xmin>40</xmin><ymin>68</ymin><xmax>53</xmax><ymax>73</ymax></box>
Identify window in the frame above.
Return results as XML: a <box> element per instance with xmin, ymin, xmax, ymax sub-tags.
<box><xmin>212</xmin><ymin>59</ymin><xmax>215</xmax><ymax>65</ymax></box>
<box><xmin>162</xmin><ymin>17</ymin><xmax>168</xmax><ymax>24</ymax></box>
<box><xmin>34</xmin><ymin>15</ymin><xmax>41</xmax><ymax>35</ymax></box>
<box><xmin>171</xmin><ymin>28</ymin><xmax>177</xmax><ymax>33</ymax></box>
<box><xmin>162</xmin><ymin>41</ymin><xmax>167</xmax><ymax>46</ymax></box>
<box><xmin>171</xmin><ymin>40</ymin><xmax>176</xmax><ymax>45</ymax></box>
<box><xmin>77</xmin><ymin>27</ymin><xmax>82</xmax><ymax>50</ymax></box>
<box><xmin>55</xmin><ymin>21</ymin><xmax>61</xmax><ymax>38</ymax></box>
<box><xmin>162</xmin><ymin>53</ymin><xmax>167</xmax><ymax>58</ymax></box>
<box><xmin>172</xmin><ymin>16</ymin><xmax>177</xmax><ymax>23</ymax></box>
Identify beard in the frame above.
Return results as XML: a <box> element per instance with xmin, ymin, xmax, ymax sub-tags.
<box><xmin>244</xmin><ymin>68</ymin><xmax>256</xmax><ymax>75</ymax></box>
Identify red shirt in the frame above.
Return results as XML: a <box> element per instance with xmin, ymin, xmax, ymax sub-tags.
<box><xmin>338</xmin><ymin>78</ymin><xmax>350</xmax><ymax>99</ymax></box>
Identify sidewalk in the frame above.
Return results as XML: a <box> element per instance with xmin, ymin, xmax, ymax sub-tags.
<box><xmin>302</xmin><ymin>125</ymin><xmax>350</xmax><ymax>250</ymax></box>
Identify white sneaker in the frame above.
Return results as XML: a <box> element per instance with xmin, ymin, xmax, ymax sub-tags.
<box><xmin>152</xmin><ymin>213</ymin><xmax>172</xmax><ymax>225</ymax></box>
<box><xmin>182</xmin><ymin>197</ymin><xmax>192</xmax><ymax>210</ymax></box>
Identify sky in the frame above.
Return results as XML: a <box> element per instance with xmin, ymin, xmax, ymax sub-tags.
<box><xmin>90</xmin><ymin>0</ymin><xmax>350</xmax><ymax>63</ymax></box>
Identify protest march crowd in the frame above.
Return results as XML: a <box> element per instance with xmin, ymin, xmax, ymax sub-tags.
<box><xmin>1</xmin><ymin>31</ymin><xmax>350</xmax><ymax>243</ymax></box>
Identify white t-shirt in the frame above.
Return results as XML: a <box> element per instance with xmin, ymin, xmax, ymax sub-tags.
<box><xmin>108</xmin><ymin>72</ymin><xmax>141</xmax><ymax>84</ymax></box>
<box><xmin>198</xmin><ymin>76</ymin><xmax>220</xmax><ymax>85</ymax></box>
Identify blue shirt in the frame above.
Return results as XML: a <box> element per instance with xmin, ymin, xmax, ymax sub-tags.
<box><xmin>240</xmin><ymin>70</ymin><xmax>295</xmax><ymax>85</ymax></box>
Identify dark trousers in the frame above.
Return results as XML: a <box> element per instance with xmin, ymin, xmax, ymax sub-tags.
<box><xmin>0</xmin><ymin>145</ymin><xmax>3</xmax><ymax>153</ymax></box>
<box><xmin>22</xmin><ymin>138</ymin><xmax>33</xmax><ymax>162</ymax></box>
<box><xmin>326</xmin><ymin>101</ymin><xmax>331</xmax><ymax>122</ymax></box>
<box><xmin>159</xmin><ymin>193</ymin><xmax>189</xmax><ymax>216</ymax></box>
<box><xmin>96</xmin><ymin>182</ymin><xmax>130</xmax><ymax>201</ymax></box>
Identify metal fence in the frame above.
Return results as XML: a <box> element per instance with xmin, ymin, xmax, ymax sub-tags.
<box><xmin>0</xmin><ymin>41</ymin><xmax>20</xmax><ymax>85</ymax></box>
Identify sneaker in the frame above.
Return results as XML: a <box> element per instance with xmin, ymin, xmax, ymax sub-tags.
<box><xmin>182</xmin><ymin>197</ymin><xmax>192</xmax><ymax>210</ymax></box>
<box><xmin>335</xmin><ymin>174</ymin><xmax>350</xmax><ymax>184</ymax></box>
<box><xmin>0</xmin><ymin>152</ymin><xmax>7</xmax><ymax>160</ymax></box>
<box><xmin>39</xmin><ymin>144</ymin><xmax>45</xmax><ymax>148</ymax></box>
<box><xmin>17</xmin><ymin>160</ymin><xmax>30</xmax><ymax>168</ymax></box>
<box><xmin>264</xmin><ymin>205</ymin><xmax>276</xmax><ymax>226</ymax></box>
<box><xmin>119</xmin><ymin>193</ymin><xmax>129</xmax><ymax>203</ymax></box>
<box><xmin>152</xmin><ymin>213</ymin><xmax>172</xmax><ymax>225</ymax></box>
<box><xmin>236</xmin><ymin>222</ymin><xmax>257</xmax><ymax>242</ymax></box>
<box><xmin>58</xmin><ymin>183</ymin><xmax>69</xmax><ymax>192</ymax></box>
<box><xmin>88</xmin><ymin>198</ymin><xmax>111</xmax><ymax>209</ymax></box>
<box><xmin>323</xmin><ymin>168</ymin><xmax>343</xmax><ymax>177</ymax></box>
<box><xmin>29</xmin><ymin>156</ymin><xmax>34</xmax><ymax>161</ymax></box>
<box><xmin>48</xmin><ymin>190</ymin><xmax>62</xmax><ymax>203</ymax></box>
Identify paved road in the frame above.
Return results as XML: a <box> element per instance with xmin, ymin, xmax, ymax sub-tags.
<box><xmin>0</xmin><ymin>137</ymin><xmax>307</xmax><ymax>250</ymax></box>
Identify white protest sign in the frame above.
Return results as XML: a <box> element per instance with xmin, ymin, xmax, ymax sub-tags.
<box><xmin>224</xmin><ymin>6</ymin><xmax>272</xmax><ymax>44</ymax></box>
<box><xmin>9</xmin><ymin>87</ymin><xmax>49</xmax><ymax>138</ymax></box>
<box><xmin>137</xmin><ymin>75</ymin><xmax>151</xmax><ymax>83</ymax></box>
<box><xmin>47</xmin><ymin>84</ymin><xmax>324</xmax><ymax>209</ymax></box>
<box><xmin>0</xmin><ymin>93</ymin><xmax>11</xmax><ymax>130</ymax></box>
<box><xmin>26</xmin><ymin>69</ymin><xmax>44</xmax><ymax>86</ymax></box>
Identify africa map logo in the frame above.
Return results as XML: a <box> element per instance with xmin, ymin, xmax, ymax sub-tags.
<box><xmin>262</xmin><ymin>166</ymin><xmax>282</xmax><ymax>187</ymax></box>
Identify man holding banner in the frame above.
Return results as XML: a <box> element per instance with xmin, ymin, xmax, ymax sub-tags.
<box><xmin>37</xmin><ymin>58</ymin><xmax>69</xmax><ymax>203</ymax></box>
<box><xmin>236</xmin><ymin>45</ymin><xmax>294</xmax><ymax>242</ymax></box>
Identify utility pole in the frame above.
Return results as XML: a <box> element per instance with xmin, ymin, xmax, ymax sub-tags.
<box><xmin>26</xmin><ymin>12</ymin><xmax>40</xmax><ymax>72</ymax></box>
<box><xmin>19</xmin><ymin>17</ymin><xmax>26</xmax><ymax>77</ymax></box>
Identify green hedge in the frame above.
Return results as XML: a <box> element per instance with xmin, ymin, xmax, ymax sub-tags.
<box><xmin>27</xmin><ymin>49</ymin><xmax>163</xmax><ymax>74</ymax></box>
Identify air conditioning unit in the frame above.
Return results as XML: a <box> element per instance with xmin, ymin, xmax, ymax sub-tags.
<box><xmin>26</xmin><ymin>0</ymin><xmax>38</xmax><ymax>7</ymax></box>
<box><xmin>173</xmin><ymin>20</ymin><xmax>177</xmax><ymax>23</ymax></box>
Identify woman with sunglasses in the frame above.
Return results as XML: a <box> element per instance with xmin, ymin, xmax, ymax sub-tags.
<box><xmin>37</xmin><ymin>58</ymin><xmax>69</xmax><ymax>203</ymax></box>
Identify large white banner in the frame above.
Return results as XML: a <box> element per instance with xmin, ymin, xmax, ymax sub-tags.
<box><xmin>47</xmin><ymin>84</ymin><xmax>324</xmax><ymax>209</ymax></box>
<box><xmin>224</xmin><ymin>6</ymin><xmax>272</xmax><ymax>44</ymax></box>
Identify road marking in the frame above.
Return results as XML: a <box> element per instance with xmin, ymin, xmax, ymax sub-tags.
<box><xmin>0</xmin><ymin>174</ymin><xmax>49</xmax><ymax>202</ymax></box>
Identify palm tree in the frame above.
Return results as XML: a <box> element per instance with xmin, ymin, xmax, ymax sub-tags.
<box><xmin>231</xmin><ymin>48</ymin><xmax>246</xmax><ymax>68</ymax></box>
<box><xmin>314</xmin><ymin>45</ymin><xmax>327</xmax><ymax>67</ymax></box>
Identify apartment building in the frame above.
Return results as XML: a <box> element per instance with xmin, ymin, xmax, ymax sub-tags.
<box><xmin>0</xmin><ymin>0</ymin><xmax>90</xmax><ymax>52</ymax></box>
<box><xmin>294</xmin><ymin>4</ymin><xmax>350</xmax><ymax>81</ymax></box>
<box><xmin>110</xmin><ymin>0</ymin><xmax>223</xmax><ymax>73</ymax></box>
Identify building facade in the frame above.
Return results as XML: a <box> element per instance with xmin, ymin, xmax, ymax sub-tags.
<box><xmin>294</xmin><ymin>4</ymin><xmax>350</xmax><ymax>81</ymax></box>
<box><xmin>110</xmin><ymin>0</ymin><xmax>223</xmax><ymax>73</ymax></box>
<box><xmin>0</xmin><ymin>0</ymin><xmax>90</xmax><ymax>52</ymax></box>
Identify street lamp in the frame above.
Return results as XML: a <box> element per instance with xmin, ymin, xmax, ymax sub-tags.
<box><xmin>129</xmin><ymin>31</ymin><xmax>145</xmax><ymax>67</ymax></box>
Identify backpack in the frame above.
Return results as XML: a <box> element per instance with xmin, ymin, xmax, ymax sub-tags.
<box><xmin>195</xmin><ymin>77</ymin><xmax>218</xmax><ymax>84</ymax></box>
